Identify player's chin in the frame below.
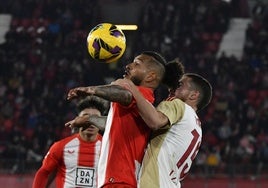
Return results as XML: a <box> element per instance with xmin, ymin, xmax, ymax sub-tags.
<box><xmin>83</xmin><ymin>127</ymin><xmax>98</xmax><ymax>133</ymax></box>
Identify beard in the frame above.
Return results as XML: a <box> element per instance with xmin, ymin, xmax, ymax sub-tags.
<box><xmin>130</xmin><ymin>76</ymin><xmax>142</xmax><ymax>86</ymax></box>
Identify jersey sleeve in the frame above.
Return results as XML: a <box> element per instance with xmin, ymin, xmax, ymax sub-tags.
<box><xmin>156</xmin><ymin>98</ymin><xmax>185</xmax><ymax>127</ymax></box>
<box><xmin>42</xmin><ymin>141</ymin><xmax>63</xmax><ymax>171</ymax></box>
<box><xmin>32</xmin><ymin>168</ymin><xmax>55</xmax><ymax>188</ymax></box>
<box><xmin>32</xmin><ymin>142</ymin><xmax>63</xmax><ymax>188</ymax></box>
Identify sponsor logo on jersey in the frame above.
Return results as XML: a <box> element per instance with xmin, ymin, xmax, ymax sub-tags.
<box><xmin>75</xmin><ymin>167</ymin><xmax>95</xmax><ymax>187</ymax></box>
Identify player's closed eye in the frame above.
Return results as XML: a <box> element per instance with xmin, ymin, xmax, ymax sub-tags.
<box><xmin>177</xmin><ymin>81</ymin><xmax>182</xmax><ymax>88</ymax></box>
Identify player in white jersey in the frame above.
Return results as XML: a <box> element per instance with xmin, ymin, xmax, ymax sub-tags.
<box><xmin>113</xmin><ymin>73</ymin><xmax>212</xmax><ymax>188</ymax></box>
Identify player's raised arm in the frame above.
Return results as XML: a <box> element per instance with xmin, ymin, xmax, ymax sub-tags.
<box><xmin>113</xmin><ymin>79</ymin><xmax>169</xmax><ymax>130</ymax></box>
<box><xmin>65</xmin><ymin>114</ymin><xmax>107</xmax><ymax>131</ymax></box>
<box><xmin>67</xmin><ymin>84</ymin><xmax>133</xmax><ymax>106</ymax></box>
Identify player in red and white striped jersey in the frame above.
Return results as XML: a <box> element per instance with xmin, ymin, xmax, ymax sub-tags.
<box><xmin>32</xmin><ymin>96</ymin><xmax>109</xmax><ymax>188</ymax></box>
<box><xmin>114</xmin><ymin>73</ymin><xmax>212</xmax><ymax>188</ymax></box>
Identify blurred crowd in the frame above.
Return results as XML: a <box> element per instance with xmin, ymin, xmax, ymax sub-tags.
<box><xmin>0</xmin><ymin>0</ymin><xmax>267</xmax><ymax>177</ymax></box>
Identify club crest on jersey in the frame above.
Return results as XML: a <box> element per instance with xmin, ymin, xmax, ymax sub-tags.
<box><xmin>75</xmin><ymin>167</ymin><xmax>95</xmax><ymax>187</ymax></box>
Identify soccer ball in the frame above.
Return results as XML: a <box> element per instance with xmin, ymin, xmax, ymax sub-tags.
<box><xmin>87</xmin><ymin>23</ymin><xmax>126</xmax><ymax>63</ymax></box>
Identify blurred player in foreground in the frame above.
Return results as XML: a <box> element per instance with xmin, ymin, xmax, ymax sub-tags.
<box><xmin>114</xmin><ymin>72</ymin><xmax>212</xmax><ymax>188</ymax></box>
<box><xmin>32</xmin><ymin>96</ymin><xmax>109</xmax><ymax>188</ymax></box>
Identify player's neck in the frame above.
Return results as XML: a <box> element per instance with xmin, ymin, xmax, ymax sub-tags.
<box><xmin>80</xmin><ymin>133</ymin><xmax>97</xmax><ymax>142</ymax></box>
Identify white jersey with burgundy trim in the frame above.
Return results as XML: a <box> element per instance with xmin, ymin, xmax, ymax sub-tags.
<box><xmin>138</xmin><ymin>98</ymin><xmax>202</xmax><ymax>188</ymax></box>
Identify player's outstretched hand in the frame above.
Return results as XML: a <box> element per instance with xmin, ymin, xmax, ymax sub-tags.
<box><xmin>67</xmin><ymin>87</ymin><xmax>95</xmax><ymax>100</ymax></box>
<box><xmin>65</xmin><ymin>115</ymin><xmax>90</xmax><ymax>130</ymax></box>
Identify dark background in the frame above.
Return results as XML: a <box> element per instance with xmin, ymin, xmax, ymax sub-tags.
<box><xmin>0</xmin><ymin>0</ymin><xmax>267</xmax><ymax>181</ymax></box>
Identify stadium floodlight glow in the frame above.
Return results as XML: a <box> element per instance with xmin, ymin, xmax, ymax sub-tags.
<box><xmin>116</xmin><ymin>25</ymin><xmax>138</xmax><ymax>30</ymax></box>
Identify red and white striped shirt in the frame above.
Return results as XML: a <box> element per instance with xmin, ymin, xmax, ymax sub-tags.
<box><xmin>33</xmin><ymin>133</ymin><xmax>102</xmax><ymax>188</ymax></box>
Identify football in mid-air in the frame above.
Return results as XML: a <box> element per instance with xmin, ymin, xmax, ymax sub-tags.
<box><xmin>87</xmin><ymin>23</ymin><xmax>126</xmax><ymax>63</ymax></box>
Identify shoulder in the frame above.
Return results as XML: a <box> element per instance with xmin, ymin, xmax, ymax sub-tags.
<box><xmin>96</xmin><ymin>134</ymin><xmax>102</xmax><ymax>141</ymax></box>
<box><xmin>157</xmin><ymin>98</ymin><xmax>185</xmax><ymax>110</ymax></box>
<box><xmin>122</xmin><ymin>86</ymin><xmax>154</xmax><ymax>109</ymax></box>
<box><xmin>137</xmin><ymin>86</ymin><xmax>154</xmax><ymax>102</ymax></box>
<box><xmin>156</xmin><ymin>98</ymin><xmax>186</xmax><ymax>125</ymax></box>
<box><xmin>60</xmin><ymin>133</ymin><xmax>78</xmax><ymax>142</ymax></box>
<box><xmin>51</xmin><ymin>134</ymin><xmax>78</xmax><ymax>148</ymax></box>
<box><xmin>137</xmin><ymin>86</ymin><xmax>153</xmax><ymax>95</ymax></box>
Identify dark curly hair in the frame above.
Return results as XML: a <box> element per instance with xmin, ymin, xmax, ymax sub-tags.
<box><xmin>162</xmin><ymin>58</ymin><xmax>185</xmax><ymax>90</ymax></box>
<box><xmin>76</xmin><ymin>96</ymin><xmax>110</xmax><ymax>116</ymax></box>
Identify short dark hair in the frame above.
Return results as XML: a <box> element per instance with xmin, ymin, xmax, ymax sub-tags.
<box><xmin>163</xmin><ymin>58</ymin><xmax>185</xmax><ymax>90</ymax></box>
<box><xmin>141</xmin><ymin>51</ymin><xmax>167</xmax><ymax>83</ymax></box>
<box><xmin>141</xmin><ymin>51</ymin><xmax>167</xmax><ymax>67</ymax></box>
<box><xmin>185</xmin><ymin>73</ymin><xmax>212</xmax><ymax>112</ymax></box>
<box><xmin>76</xmin><ymin>96</ymin><xmax>109</xmax><ymax>116</ymax></box>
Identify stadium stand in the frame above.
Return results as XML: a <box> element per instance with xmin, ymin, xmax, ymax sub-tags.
<box><xmin>0</xmin><ymin>0</ymin><xmax>267</xmax><ymax>187</ymax></box>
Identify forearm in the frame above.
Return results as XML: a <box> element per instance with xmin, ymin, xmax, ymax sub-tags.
<box><xmin>88</xmin><ymin>115</ymin><xmax>107</xmax><ymax>131</ymax></box>
<box><xmin>132</xmin><ymin>88</ymin><xmax>169</xmax><ymax>130</ymax></box>
<box><xmin>46</xmin><ymin>170</ymin><xmax>56</xmax><ymax>188</ymax></box>
<box><xmin>33</xmin><ymin>168</ymin><xmax>50</xmax><ymax>188</ymax></box>
<box><xmin>93</xmin><ymin>85</ymin><xmax>132</xmax><ymax>106</ymax></box>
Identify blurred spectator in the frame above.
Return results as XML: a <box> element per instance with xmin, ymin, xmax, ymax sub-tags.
<box><xmin>206</xmin><ymin>147</ymin><xmax>221</xmax><ymax>177</ymax></box>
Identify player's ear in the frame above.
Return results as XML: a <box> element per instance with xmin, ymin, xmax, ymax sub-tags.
<box><xmin>145</xmin><ymin>71</ymin><xmax>157</xmax><ymax>82</ymax></box>
<box><xmin>189</xmin><ymin>90</ymin><xmax>199</xmax><ymax>100</ymax></box>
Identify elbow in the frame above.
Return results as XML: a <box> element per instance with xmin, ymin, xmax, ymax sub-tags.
<box><xmin>146</xmin><ymin>120</ymin><xmax>165</xmax><ymax>131</ymax></box>
<box><xmin>145</xmin><ymin>115</ymin><xmax>169</xmax><ymax>130</ymax></box>
<box><xmin>119</xmin><ymin>90</ymin><xmax>133</xmax><ymax>106</ymax></box>
<box><xmin>149</xmin><ymin>125</ymin><xmax>160</xmax><ymax>131</ymax></box>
